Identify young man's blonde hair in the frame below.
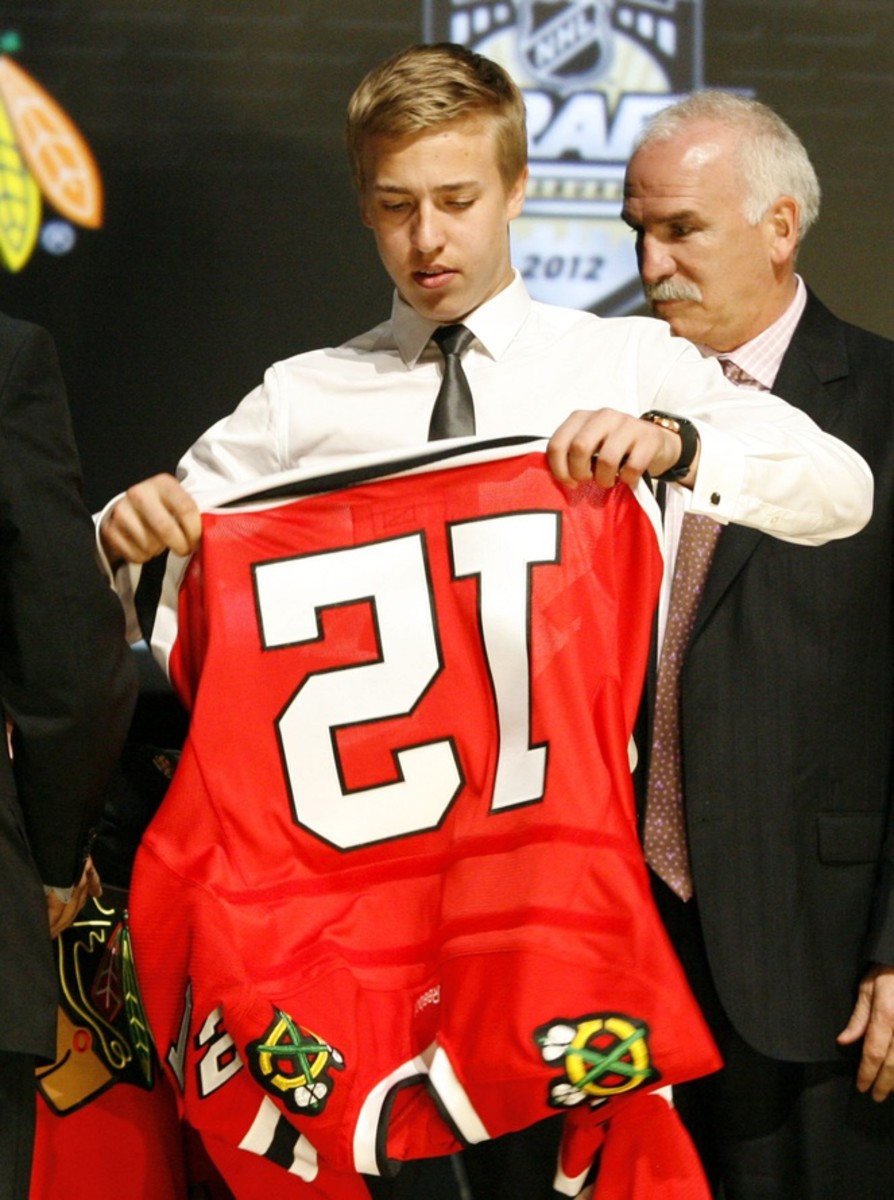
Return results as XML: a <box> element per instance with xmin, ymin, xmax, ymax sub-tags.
<box><xmin>346</xmin><ymin>43</ymin><xmax>528</xmax><ymax>192</ymax></box>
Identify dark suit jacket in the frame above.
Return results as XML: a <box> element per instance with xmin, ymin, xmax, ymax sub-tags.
<box><xmin>0</xmin><ymin>313</ymin><xmax>136</xmax><ymax>1059</ymax></box>
<box><xmin>646</xmin><ymin>290</ymin><xmax>894</xmax><ymax>1063</ymax></box>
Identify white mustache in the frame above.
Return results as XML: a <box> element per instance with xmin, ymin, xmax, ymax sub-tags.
<box><xmin>645</xmin><ymin>280</ymin><xmax>704</xmax><ymax>304</ymax></box>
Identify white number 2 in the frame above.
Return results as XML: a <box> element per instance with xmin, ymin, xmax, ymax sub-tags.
<box><xmin>253</xmin><ymin>511</ymin><xmax>559</xmax><ymax>850</ymax></box>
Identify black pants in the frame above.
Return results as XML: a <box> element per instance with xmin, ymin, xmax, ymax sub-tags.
<box><xmin>0</xmin><ymin>1051</ymin><xmax>37</xmax><ymax>1200</ymax></box>
<box><xmin>653</xmin><ymin>876</ymin><xmax>894</xmax><ymax>1200</ymax></box>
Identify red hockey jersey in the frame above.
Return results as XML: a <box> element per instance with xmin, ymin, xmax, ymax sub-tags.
<box><xmin>129</xmin><ymin>440</ymin><xmax>720</xmax><ymax>1194</ymax></box>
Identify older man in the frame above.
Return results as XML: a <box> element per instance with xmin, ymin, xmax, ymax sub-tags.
<box><xmin>623</xmin><ymin>90</ymin><xmax>894</xmax><ymax>1198</ymax></box>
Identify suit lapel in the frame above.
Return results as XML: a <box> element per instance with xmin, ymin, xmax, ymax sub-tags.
<box><xmin>690</xmin><ymin>290</ymin><xmax>850</xmax><ymax>640</ymax></box>
<box><xmin>772</xmin><ymin>292</ymin><xmax>849</xmax><ymax>429</ymax></box>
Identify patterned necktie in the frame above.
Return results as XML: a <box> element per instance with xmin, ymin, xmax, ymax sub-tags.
<box><xmin>643</xmin><ymin>355</ymin><xmax>765</xmax><ymax>899</ymax></box>
<box><xmin>717</xmin><ymin>357</ymin><xmax>761</xmax><ymax>389</ymax></box>
<box><xmin>428</xmin><ymin>324</ymin><xmax>476</xmax><ymax>440</ymax></box>
<box><xmin>643</xmin><ymin>510</ymin><xmax>722</xmax><ymax>900</ymax></box>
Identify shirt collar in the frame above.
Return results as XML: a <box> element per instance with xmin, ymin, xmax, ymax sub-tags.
<box><xmin>702</xmin><ymin>275</ymin><xmax>807</xmax><ymax>389</ymax></box>
<box><xmin>392</xmin><ymin>269</ymin><xmax>532</xmax><ymax>367</ymax></box>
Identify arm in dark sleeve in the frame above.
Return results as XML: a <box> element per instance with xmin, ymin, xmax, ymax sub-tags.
<box><xmin>0</xmin><ymin>318</ymin><xmax>137</xmax><ymax>885</ymax></box>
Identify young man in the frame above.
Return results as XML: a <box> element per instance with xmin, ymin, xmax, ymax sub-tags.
<box><xmin>100</xmin><ymin>46</ymin><xmax>872</xmax><ymax>1200</ymax></box>
<box><xmin>623</xmin><ymin>90</ymin><xmax>894</xmax><ymax>1198</ymax></box>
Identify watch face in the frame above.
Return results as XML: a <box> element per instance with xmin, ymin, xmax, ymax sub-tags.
<box><xmin>644</xmin><ymin>411</ymin><xmax>697</xmax><ymax>482</ymax></box>
<box><xmin>646</xmin><ymin>413</ymin><xmax>680</xmax><ymax>433</ymax></box>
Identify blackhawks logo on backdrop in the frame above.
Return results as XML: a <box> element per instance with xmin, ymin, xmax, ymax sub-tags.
<box><xmin>534</xmin><ymin>1012</ymin><xmax>659</xmax><ymax>1108</ymax></box>
<box><xmin>248</xmin><ymin>1008</ymin><xmax>345</xmax><ymax>1116</ymax></box>
<box><xmin>0</xmin><ymin>31</ymin><xmax>103</xmax><ymax>271</ymax></box>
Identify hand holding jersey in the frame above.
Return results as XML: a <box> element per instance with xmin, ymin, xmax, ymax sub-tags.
<box><xmin>547</xmin><ymin>408</ymin><xmax>698</xmax><ymax>490</ymax></box>
<box><xmin>102</xmin><ymin>471</ymin><xmax>203</xmax><ymax>565</ymax></box>
<box><xmin>45</xmin><ymin>856</ymin><xmax>102</xmax><ymax>940</ymax></box>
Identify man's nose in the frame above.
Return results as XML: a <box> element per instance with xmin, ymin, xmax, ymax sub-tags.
<box><xmin>412</xmin><ymin>203</ymin><xmax>445</xmax><ymax>254</ymax></box>
<box><xmin>638</xmin><ymin>233</ymin><xmax>675</xmax><ymax>285</ymax></box>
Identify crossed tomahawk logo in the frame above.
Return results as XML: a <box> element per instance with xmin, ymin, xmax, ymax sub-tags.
<box><xmin>248</xmin><ymin>1008</ymin><xmax>345</xmax><ymax>1116</ymax></box>
<box><xmin>534</xmin><ymin>1012</ymin><xmax>660</xmax><ymax>1109</ymax></box>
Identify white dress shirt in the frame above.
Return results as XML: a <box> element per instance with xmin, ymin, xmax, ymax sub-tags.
<box><xmin>714</xmin><ymin>275</ymin><xmax>808</xmax><ymax>393</ymax></box>
<box><xmin>178</xmin><ymin>272</ymin><xmax>870</xmax><ymax>544</ymax></box>
<box><xmin>102</xmin><ymin>272</ymin><xmax>870</xmax><ymax>636</ymax></box>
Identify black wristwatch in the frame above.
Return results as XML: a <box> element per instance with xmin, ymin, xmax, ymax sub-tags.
<box><xmin>640</xmin><ymin>410</ymin><xmax>699</xmax><ymax>482</ymax></box>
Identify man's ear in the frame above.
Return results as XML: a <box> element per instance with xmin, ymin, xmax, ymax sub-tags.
<box><xmin>506</xmin><ymin>166</ymin><xmax>529</xmax><ymax>220</ymax></box>
<box><xmin>768</xmin><ymin>195</ymin><xmax>800</xmax><ymax>264</ymax></box>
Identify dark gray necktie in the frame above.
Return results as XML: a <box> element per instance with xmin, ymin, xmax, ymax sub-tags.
<box><xmin>428</xmin><ymin>324</ymin><xmax>476</xmax><ymax>440</ymax></box>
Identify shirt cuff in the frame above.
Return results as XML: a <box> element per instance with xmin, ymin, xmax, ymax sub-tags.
<box><xmin>93</xmin><ymin>498</ymin><xmax>144</xmax><ymax>643</ymax></box>
<box><xmin>44</xmin><ymin>884</ymin><xmax>74</xmax><ymax>904</ymax></box>
<box><xmin>686</xmin><ymin>419</ymin><xmax>744</xmax><ymax>522</ymax></box>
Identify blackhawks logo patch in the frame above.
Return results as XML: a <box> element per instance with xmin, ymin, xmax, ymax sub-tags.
<box><xmin>534</xmin><ymin>1012</ymin><xmax>659</xmax><ymax>1109</ymax></box>
<box><xmin>248</xmin><ymin>1008</ymin><xmax>344</xmax><ymax>1116</ymax></box>
<box><xmin>36</xmin><ymin>893</ymin><xmax>154</xmax><ymax>1116</ymax></box>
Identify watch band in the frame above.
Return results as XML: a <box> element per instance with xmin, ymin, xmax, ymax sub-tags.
<box><xmin>640</xmin><ymin>410</ymin><xmax>699</xmax><ymax>482</ymax></box>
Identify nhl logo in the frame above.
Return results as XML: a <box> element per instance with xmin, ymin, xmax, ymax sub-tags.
<box><xmin>520</xmin><ymin>1</ymin><xmax>614</xmax><ymax>96</ymax></box>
